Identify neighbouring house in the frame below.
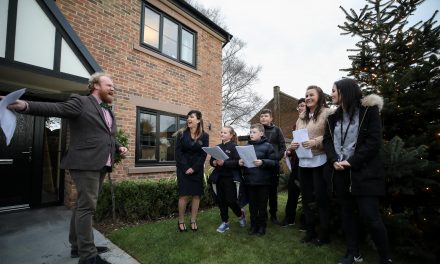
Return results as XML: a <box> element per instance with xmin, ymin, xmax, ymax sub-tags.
<box><xmin>0</xmin><ymin>0</ymin><xmax>231</xmax><ymax>210</ymax></box>
<box><xmin>246</xmin><ymin>86</ymin><xmax>300</xmax><ymax>144</ymax></box>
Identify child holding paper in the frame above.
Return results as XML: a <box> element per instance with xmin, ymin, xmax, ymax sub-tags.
<box><xmin>239</xmin><ymin>123</ymin><xmax>277</xmax><ymax>236</ymax></box>
<box><xmin>209</xmin><ymin>126</ymin><xmax>246</xmax><ymax>233</ymax></box>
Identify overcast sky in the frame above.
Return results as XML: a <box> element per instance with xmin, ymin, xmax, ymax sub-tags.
<box><xmin>202</xmin><ymin>0</ymin><xmax>440</xmax><ymax>101</ymax></box>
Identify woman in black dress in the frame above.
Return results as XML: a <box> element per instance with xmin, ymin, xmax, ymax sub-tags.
<box><xmin>175</xmin><ymin>110</ymin><xmax>209</xmax><ymax>232</ymax></box>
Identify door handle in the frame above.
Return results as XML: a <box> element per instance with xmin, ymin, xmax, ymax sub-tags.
<box><xmin>21</xmin><ymin>147</ymin><xmax>32</xmax><ymax>162</ymax></box>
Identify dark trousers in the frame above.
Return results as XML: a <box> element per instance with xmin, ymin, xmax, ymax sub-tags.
<box><xmin>268</xmin><ymin>166</ymin><xmax>279</xmax><ymax>217</ymax></box>
<box><xmin>299</xmin><ymin>164</ymin><xmax>330</xmax><ymax>240</ymax></box>
<box><xmin>284</xmin><ymin>170</ymin><xmax>301</xmax><ymax>223</ymax></box>
<box><xmin>335</xmin><ymin>170</ymin><xmax>390</xmax><ymax>261</ymax></box>
<box><xmin>69</xmin><ymin>168</ymin><xmax>106</xmax><ymax>261</ymax></box>
<box><xmin>248</xmin><ymin>185</ymin><xmax>269</xmax><ymax>228</ymax></box>
<box><xmin>217</xmin><ymin>177</ymin><xmax>242</xmax><ymax>222</ymax></box>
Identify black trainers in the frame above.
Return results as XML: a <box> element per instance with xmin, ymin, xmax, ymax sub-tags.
<box><xmin>280</xmin><ymin>219</ymin><xmax>295</xmax><ymax>227</ymax></box>
<box><xmin>300</xmin><ymin>234</ymin><xmax>317</xmax><ymax>244</ymax></box>
<box><xmin>71</xmin><ymin>246</ymin><xmax>110</xmax><ymax>258</ymax></box>
<box><xmin>338</xmin><ymin>253</ymin><xmax>363</xmax><ymax>264</ymax></box>
<box><xmin>256</xmin><ymin>226</ymin><xmax>266</xmax><ymax>236</ymax></box>
<box><xmin>248</xmin><ymin>226</ymin><xmax>259</xmax><ymax>236</ymax></box>
<box><xmin>313</xmin><ymin>238</ymin><xmax>330</xmax><ymax>246</ymax></box>
<box><xmin>270</xmin><ymin>216</ymin><xmax>281</xmax><ymax>225</ymax></box>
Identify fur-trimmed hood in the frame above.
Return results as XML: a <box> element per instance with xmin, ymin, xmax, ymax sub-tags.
<box><xmin>361</xmin><ymin>94</ymin><xmax>383</xmax><ymax>111</ymax></box>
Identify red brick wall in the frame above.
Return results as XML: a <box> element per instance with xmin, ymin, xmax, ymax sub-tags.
<box><xmin>249</xmin><ymin>94</ymin><xmax>300</xmax><ymax>141</ymax></box>
<box><xmin>56</xmin><ymin>0</ymin><xmax>225</xmax><ymax>205</ymax></box>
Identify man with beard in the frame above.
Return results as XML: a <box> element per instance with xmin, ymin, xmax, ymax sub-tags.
<box><xmin>4</xmin><ymin>72</ymin><xmax>127</xmax><ymax>264</ymax></box>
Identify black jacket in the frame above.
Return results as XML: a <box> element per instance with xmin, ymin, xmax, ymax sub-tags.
<box><xmin>242</xmin><ymin>138</ymin><xmax>278</xmax><ymax>186</ymax></box>
<box><xmin>175</xmin><ymin>130</ymin><xmax>209</xmax><ymax>176</ymax></box>
<box><xmin>209</xmin><ymin>141</ymin><xmax>242</xmax><ymax>183</ymax></box>
<box><xmin>323</xmin><ymin>95</ymin><xmax>385</xmax><ymax>196</ymax></box>
<box><xmin>263</xmin><ymin>123</ymin><xmax>286</xmax><ymax>161</ymax></box>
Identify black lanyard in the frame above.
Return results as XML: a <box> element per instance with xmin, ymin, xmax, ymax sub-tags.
<box><xmin>340</xmin><ymin>112</ymin><xmax>354</xmax><ymax>152</ymax></box>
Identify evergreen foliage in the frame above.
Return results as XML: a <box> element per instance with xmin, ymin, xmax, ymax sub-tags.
<box><xmin>339</xmin><ymin>0</ymin><xmax>440</xmax><ymax>158</ymax></box>
<box><xmin>114</xmin><ymin>129</ymin><xmax>129</xmax><ymax>165</ymax></box>
<box><xmin>95</xmin><ymin>179</ymin><xmax>215</xmax><ymax>222</ymax></box>
<box><xmin>339</xmin><ymin>1</ymin><xmax>440</xmax><ymax>261</ymax></box>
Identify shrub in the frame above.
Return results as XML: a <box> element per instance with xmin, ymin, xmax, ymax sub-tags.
<box><xmin>96</xmin><ymin>179</ymin><xmax>215</xmax><ymax>222</ymax></box>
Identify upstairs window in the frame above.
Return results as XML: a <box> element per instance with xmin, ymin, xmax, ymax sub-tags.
<box><xmin>141</xmin><ymin>3</ymin><xmax>196</xmax><ymax>67</ymax></box>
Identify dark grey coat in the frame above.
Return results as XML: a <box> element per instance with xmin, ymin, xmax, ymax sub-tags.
<box><xmin>25</xmin><ymin>95</ymin><xmax>120</xmax><ymax>170</ymax></box>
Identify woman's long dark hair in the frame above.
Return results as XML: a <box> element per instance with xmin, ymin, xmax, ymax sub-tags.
<box><xmin>185</xmin><ymin>110</ymin><xmax>204</xmax><ymax>138</ymax></box>
<box><xmin>304</xmin><ymin>85</ymin><xmax>327</xmax><ymax>123</ymax></box>
<box><xmin>333</xmin><ymin>79</ymin><xmax>362</xmax><ymax>118</ymax></box>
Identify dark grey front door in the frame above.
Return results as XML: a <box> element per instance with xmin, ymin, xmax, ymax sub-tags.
<box><xmin>0</xmin><ymin>113</ymin><xmax>34</xmax><ymax>209</ymax></box>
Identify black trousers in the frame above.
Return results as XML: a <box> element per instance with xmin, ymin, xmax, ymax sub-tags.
<box><xmin>284</xmin><ymin>170</ymin><xmax>301</xmax><ymax>223</ymax></box>
<box><xmin>334</xmin><ymin>170</ymin><xmax>390</xmax><ymax>261</ymax></box>
<box><xmin>268</xmin><ymin>165</ymin><xmax>279</xmax><ymax>217</ymax></box>
<box><xmin>217</xmin><ymin>177</ymin><xmax>242</xmax><ymax>222</ymax></box>
<box><xmin>299</xmin><ymin>164</ymin><xmax>330</xmax><ymax>240</ymax></box>
<box><xmin>248</xmin><ymin>185</ymin><xmax>269</xmax><ymax>228</ymax></box>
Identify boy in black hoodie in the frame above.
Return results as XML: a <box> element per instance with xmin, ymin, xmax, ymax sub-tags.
<box><xmin>259</xmin><ymin>109</ymin><xmax>286</xmax><ymax>224</ymax></box>
<box><xmin>239</xmin><ymin>123</ymin><xmax>277</xmax><ymax>236</ymax></box>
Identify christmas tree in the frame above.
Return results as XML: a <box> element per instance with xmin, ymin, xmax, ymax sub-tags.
<box><xmin>339</xmin><ymin>0</ymin><xmax>440</xmax><ymax>261</ymax></box>
<box><xmin>340</xmin><ymin>0</ymin><xmax>439</xmax><ymax>156</ymax></box>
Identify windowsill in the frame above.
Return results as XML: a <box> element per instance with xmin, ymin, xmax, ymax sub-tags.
<box><xmin>133</xmin><ymin>43</ymin><xmax>202</xmax><ymax>76</ymax></box>
<box><xmin>128</xmin><ymin>165</ymin><xmax>176</xmax><ymax>174</ymax></box>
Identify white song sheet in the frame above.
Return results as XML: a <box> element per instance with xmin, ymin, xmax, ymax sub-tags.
<box><xmin>0</xmin><ymin>88</ymin><xmax>26</xmax><ymax>146</ymax></box>
<box><xmin>235</xmin><ymin>145</ymin><xmax>257</xmax><ymax>168</ymax></box>
<box><xmin>293</xmin><ymin>128</ymin><xmax>313</xmax><ymax>159</ymax></box>
<box><xmin>202</xmin><ymin>146</ymin><xmax>229</xmax><ymax>160</ymax></box>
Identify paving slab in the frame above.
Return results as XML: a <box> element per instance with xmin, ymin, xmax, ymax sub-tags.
<box><xmin>0</xmin><ymin>206</ymin><xmax>140</xmax><ymax>264</ymax></box>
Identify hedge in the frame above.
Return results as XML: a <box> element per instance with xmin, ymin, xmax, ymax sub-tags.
<box><xmin>95</xmin><ymin>179</ymin><xmax>215</xmax><ymax>222</ymax></box>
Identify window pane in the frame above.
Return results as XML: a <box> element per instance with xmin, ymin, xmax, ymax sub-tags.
<box><xmin>162</xmin><ymin>18</ymin><xmax>178</xmax><ymax>59</ymax></box>
<box><xmin>139</xmin><ymin>112</ymin><xmax>156</xmax><ymax>160</ymax></box>
<box><xmin>179</xmin><ymin>118</ymin><xmax>186</xmax><ymax>129</ymax></box>
<box><xmin>143</xmin><ymin>7</ymin><xmax>160</xmax><ymax>48</ymax></box>
<box><xmin>181</xmin><ymin>29</ymin><xmax>194</xmax><ymax>64</ymax></box>
<box><xmin>159</xmin><ymin>115</ymin><xmax>177</xmax><ymax>161</ymax></box>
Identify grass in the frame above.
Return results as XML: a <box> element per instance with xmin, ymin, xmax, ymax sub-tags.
<box><xmin>106</xmin><ymin>193</ymin><xmax>411</xmax><ymax>264</ymax></box>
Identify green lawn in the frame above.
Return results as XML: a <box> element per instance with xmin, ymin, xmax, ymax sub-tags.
<box><xmin>107</xmin><ymin>193</ymin><xmax>410</xmax><ymax>264</ymax></box>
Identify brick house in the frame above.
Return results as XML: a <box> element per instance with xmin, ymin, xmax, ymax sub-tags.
<box><xmin>247</xmin><ymin>86</ymin><xmax>300</xmax><ymax>143</ymax></box>
<box><xmin>0</xmin><ymin>0</ymin><xmax>231</xmax><ymax>210</ymax></box>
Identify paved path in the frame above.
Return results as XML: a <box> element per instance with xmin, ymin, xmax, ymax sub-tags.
<box><xmin>0</xmin><ymin>206</ymin><xmax>140</xmax><ymax>264</ymax></box>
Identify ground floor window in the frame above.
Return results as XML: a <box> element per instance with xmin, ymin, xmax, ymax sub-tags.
<box><xmin>136</xmin><ymin>108</ymin><xmax>186</xmax><ymax>165</ymax></box>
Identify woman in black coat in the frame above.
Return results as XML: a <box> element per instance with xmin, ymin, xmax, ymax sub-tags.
<box><xmin>175</xmin><ymin>110</ymin><xmax>209</xmax><ymax>232</ymax></box>
<box><xmin>323</xmin><ymin>79</ymin><xmax>392</xmax><ymax>264</ymax></box>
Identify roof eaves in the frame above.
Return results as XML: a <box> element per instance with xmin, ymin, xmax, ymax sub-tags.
<box><xmin>170</xmin><ymin>0</ymin><xmax>233</xmax><ymax>47</ymax></box>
